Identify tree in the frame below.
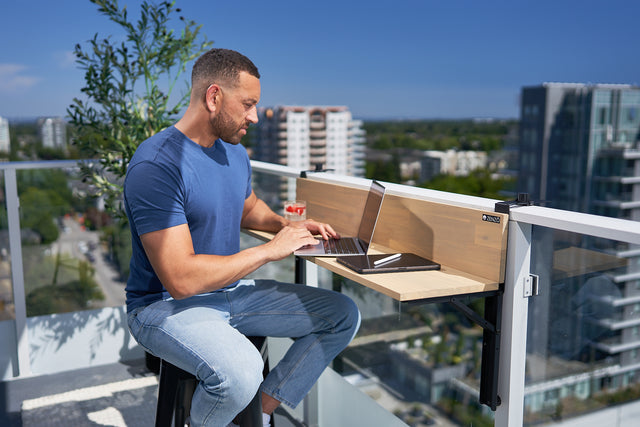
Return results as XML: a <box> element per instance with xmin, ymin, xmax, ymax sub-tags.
<box><xmin>423</xmin><ymin>168</ymin><xmax>515</xmax><ymax>199</ymax></box>
<box><xmin>19</xmin><ymin>187</ymin><xmax>68</xmax><ymax>244</ymax></box>
<box><xmin>67</xmin><ymin>0</ymin><xmax>212</xmax><ymax>218</ymax></box>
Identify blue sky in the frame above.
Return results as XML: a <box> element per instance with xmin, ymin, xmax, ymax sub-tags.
<box><xmin>1</xmin><ymin>0</ymin><xmax>638</xmax><ymax>120</ymax></box>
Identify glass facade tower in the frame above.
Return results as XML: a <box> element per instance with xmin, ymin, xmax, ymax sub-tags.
<box><xmin>518</xmin><ymin>83</ymin><xmax>640</xmax><ymax>421</ymax></box>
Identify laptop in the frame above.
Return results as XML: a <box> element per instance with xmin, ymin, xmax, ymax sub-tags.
<box><xmin>294</xmin><ymin>180</ymin><xmax>386</xmax><ymax>256</ymax></box>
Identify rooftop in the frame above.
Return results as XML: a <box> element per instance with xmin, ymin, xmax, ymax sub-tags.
<box><xmin>1</xmin><ymin>160</ymin><xmax>640</xmax><ymax>426</ymax></box>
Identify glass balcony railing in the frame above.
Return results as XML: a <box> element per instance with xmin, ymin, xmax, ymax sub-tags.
<box><xmin>1</xmin><ymin>159</ymin><xmax>640</xmax><ymax>427</ymax></box>
<box><xmin>524</xmin><ymin>226</ymin><xmax>640</xmax><ymax>424</ymax></box>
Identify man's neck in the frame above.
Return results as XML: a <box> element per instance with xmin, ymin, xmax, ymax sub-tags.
<box><xmin>175</xmin><ymin>111</ymin><xmax>218</xmax><ymax>148</ymax></box>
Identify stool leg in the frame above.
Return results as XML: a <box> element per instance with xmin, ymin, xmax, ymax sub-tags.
<box><xmin>175</xmin><ymin>378</ymin><xmax>197</xmax><ymax>427</ymax></box>
<box><xmin>238</xmin><ymin>390</ymin><xmax>262</xmax><ymax>427</ymax></box>
<box><xmin>156</xmin><ymin>360</ymin><xmax>179</xmax><ymax>427</ymax></box>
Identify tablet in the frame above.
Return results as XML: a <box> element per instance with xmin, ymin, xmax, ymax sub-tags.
<box><xmin>337</xmin><ymin>253</ymin><xmax>440</xmax><ymax>274</ymax></box>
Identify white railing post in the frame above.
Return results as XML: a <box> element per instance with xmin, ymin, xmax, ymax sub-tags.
<box><xmin>495</xmin><ymin>220</ymin><xmax>532</xmax><ymax>426</ymax></box>
<box><xmin>4</xmin><ymin>167</ymin><xmax>31</xmax><ymax>377</ymax></box>
<box><xmin>295</xmin><ymin>257</ymin><xmax>321</xmax><ymax>426</ymax></box>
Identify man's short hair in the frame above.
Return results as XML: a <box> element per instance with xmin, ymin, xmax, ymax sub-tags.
<box><xmin>192</xmin><ymin>48</ymin><xmax>260</xmax><ymax>95</ymax></box>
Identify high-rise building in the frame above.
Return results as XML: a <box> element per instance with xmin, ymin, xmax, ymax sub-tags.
<box><xmin>253</xmin><ymin>105</ymin><xmax>366</xmax><ymax>175</ymax></box>
<box><xmin>251</xmin><ymin>106</ymin><xmax>366</xmax><ymax>201</ymax></box>
<box><xmin>518</xmin><ymin>82</ymin><xmax>640</xmax><ymax>216</ymax></box>
<box><xmin>518</xmin><ymin>82</ymin><xmax>640</xmax><ymax>414</ymax></box>
<box><xmin>0</xmin><ymin>117</ymin><xmax>10</xmax><ymax>153</ymax></box>
<box><xmin>37</xmin><ymin>117</ymin><xmax>67</xmax><ymax>149</ymax></box>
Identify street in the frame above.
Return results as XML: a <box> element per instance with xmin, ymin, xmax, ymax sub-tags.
<box><xmin>55</xmin><ymin>216</ymin><xmax>126</xmax><ymax>308</ymax></box>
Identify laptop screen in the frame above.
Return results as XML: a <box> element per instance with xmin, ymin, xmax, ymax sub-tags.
<box><xmin>357</xmin><ymin>180</ymin><xmax>386</xmax><ymax>253</ymax></box>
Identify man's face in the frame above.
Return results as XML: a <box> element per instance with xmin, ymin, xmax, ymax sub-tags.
<box><xmin>211</xmin><ymin>71</ymin><xmax>260</xmax><ymax>145</ymax></box>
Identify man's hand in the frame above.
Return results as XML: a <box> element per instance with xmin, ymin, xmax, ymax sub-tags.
<box><xmin>289</xmin><ymin>219</ymin><xmax>340</xmax><ymax>241</ymax></box>
<box><xmin>266</xmin><ymin>226</ymin><xmax>319</xmax><ymax>260</ymax></box>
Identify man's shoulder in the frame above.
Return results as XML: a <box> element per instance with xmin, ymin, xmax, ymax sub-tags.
<box><xmin>130</xmin><ymin>127</ymin><xmax>181</xmax><ymax>164</ymax></box>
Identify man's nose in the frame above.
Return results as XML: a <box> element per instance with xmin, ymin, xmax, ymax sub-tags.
<box><xmin>247</xmin><ymin>106</ymin><xmax>259</xmax><ymax>124</ymax></box>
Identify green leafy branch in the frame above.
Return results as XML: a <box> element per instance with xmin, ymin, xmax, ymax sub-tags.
<box><xmin>67</xmin><ymin>0</ymin><xmax>212</xmax><ymax>218</ymax></box>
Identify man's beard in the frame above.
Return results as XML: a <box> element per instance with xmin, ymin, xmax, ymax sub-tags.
<box><xmin>211</xmin><ymin>110</ymin><xmax>246</xmax><ymax>145</ymax></box>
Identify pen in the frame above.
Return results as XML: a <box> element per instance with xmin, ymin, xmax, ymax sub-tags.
<box><xmin>373</xmin><ymin>253</ymin><xmax>402</xmax><ymax>266</ymax></box>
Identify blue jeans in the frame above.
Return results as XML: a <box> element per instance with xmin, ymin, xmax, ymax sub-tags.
<box><xmin>127</xmin><ymin>279</ymin><xmax>361</xmax><ymax>426</ymax></box>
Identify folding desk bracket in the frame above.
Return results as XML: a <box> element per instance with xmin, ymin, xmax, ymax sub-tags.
<box><xmin>448</xmin><ymin>295</ymin><xmax>497</xmax><ymax>334</ymax></box>
<box><xmin>477</xmin><ymin>291</ymin><xmax>503</xmax><ymax>411</ymax></box>
<box><xmin>405</xmin><ymin>288</ymin><xmax>503</xmax><ymax>411</ymax></box>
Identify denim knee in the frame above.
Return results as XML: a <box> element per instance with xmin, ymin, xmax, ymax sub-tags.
<box><xmin>198</xmin><ymin>345</ymin><xmax>264</xmax><ymax>416</ymax></box>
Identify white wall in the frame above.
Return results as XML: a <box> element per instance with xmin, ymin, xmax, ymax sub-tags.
<box><xmin>1</xmin><ymin>305</ymin><xmax>143</xmax><ymax>380</ymax></box>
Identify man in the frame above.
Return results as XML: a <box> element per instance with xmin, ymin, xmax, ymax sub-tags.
<box><xmin>124</xmin><ymin>48</ymin><xmax>360</xmax><ymax>426</ymax></box>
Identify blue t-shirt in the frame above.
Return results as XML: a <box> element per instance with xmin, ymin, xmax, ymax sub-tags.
<box><xmin>123</xmin><ymin>126</ymin><xmax>253</xmax><ymax>311</ymax></box>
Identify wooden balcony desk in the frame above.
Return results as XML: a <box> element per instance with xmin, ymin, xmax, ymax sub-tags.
<box><xmin>246</xmin><ymin>177</ymin><xmax>510</xmax><ymax>410</ymax></box>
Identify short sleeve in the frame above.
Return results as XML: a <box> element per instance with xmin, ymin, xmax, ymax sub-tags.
<box><xmin>124</xmin><ymin>160</ymin><xmax>188</xmax><ymax>236</ymax></box>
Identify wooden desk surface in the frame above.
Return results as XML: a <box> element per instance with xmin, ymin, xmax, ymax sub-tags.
<box><xmin>296</xmin><ymin>178</ymin><xmax>509</xmax><ymax>285</ymax></box>
<box><xmin>243</xmin><ymin>229</ymin><xmax>500</xmax><ymax>302</ymax></box>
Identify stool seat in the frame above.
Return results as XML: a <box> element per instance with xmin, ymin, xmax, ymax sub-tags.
<box><xmin>154</xmin><ymin>336</ymin><xmax>270</xmax><ymax>427</ymax></box>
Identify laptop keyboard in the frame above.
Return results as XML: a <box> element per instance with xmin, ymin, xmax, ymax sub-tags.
<box><xmin>323</xmin><ymin>238</ymin><xmax>361</xmax><ymax>254</ymax></box>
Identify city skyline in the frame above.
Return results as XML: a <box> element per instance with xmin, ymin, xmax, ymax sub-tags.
<box><xmin>1</xmin><ymin>0</ymin><xmax>639</xmax><ymax>121</ymax></box>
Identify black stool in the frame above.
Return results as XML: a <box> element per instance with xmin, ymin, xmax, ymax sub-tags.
<box><xmin>154</xmin><ymin>336</ymin><xmax>270</xmax><ymax>427</ymax></box>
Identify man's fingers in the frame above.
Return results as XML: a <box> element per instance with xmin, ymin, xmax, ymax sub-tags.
<box><xmin>316</xmin><ymin>223</ymin><xmax>339</xmax><ymax>240</ymax></box>
<box><xmin>323</xmin><ymin>224</ymin><xmax>339</xmax><ymax>239</ymax></box>
<box><xmin>297</xmin><ymin>219</ymin><xmax>338</xmax><ymax>240</ymax></box>
<box><xmin>281</xmin><ymin>226</ymin><xmax>316</xmax><ymax>247</ymax></box>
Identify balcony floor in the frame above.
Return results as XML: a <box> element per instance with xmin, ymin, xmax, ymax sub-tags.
<box><xmin>1</xmin><ymin>357</ymin><xmax>301</xmax><ymax>427</ymax></box>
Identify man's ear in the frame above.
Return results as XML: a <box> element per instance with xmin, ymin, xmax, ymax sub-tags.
<box><xmin>205</xmin><ymin>84</ymin><xmax>221</xmax><ymax>112</ymax></box>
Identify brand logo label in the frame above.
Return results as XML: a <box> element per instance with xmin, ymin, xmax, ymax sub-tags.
<box><xmin>482</xmin><ymin>214</ymin><xmax>501</xmax><ymax>224</ymax></box>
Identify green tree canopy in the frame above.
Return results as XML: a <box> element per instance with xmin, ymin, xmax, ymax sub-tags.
<box><xmin>364</xmin><ymin>119</ymin><xmax>516</xmax><ymax>152</ymax></box>
<box><xmin>422</xmin><ymin>169</ymin><xmax>514</xmax><ymax>199</ymax></box>
<box><xmin>19</xmin><ymin>188</ymin><xmax>64</xmax><ymax>243</ymax></box>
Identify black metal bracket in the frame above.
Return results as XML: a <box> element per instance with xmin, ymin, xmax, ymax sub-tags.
<box><xmin>447</xmin><ymin>292</ymin><xmax>503</xmax><ymax>410</ymax></box>
<box><xmin>449</xmin><ymin>296</ymin><xmax>497</xmax><ymax>334</ymax></box>
<box><xmin>495</xmin><ymin>192</ymin><xmax>533</xmax><ymax>214</ymax></box>
<box><xmin>300</xmin><ymin>163</ymin><xmax>335</xmax><ymax>178</ymax></box>
<box><xmin>478</xmin><ymin>292</ymin><xmax>503</xmax><ymax>411</ymax></box>
<box><xmin>405</xmin><ymin>289</ymin><xmax>503</xmax><ymax>411</ymax></box>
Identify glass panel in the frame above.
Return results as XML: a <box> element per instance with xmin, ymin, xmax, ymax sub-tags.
<box><xmin>0</xmin><ymin>171</ymin><xmax>14</xmax><ymax>320</ymax></box>
<box><xmin>331</xmin><ymin>272</ymin><xmax>493</xmax><ymax>426</ymax></box>
<box><xmin>526</xmin><ymin>225</ymin><xmax>639</xmax><ymax>425</ymax></box>
<box><xmin>17</xmin><ymin>166</ymin><xmax>127</xmax><ymax>317</ymax></box>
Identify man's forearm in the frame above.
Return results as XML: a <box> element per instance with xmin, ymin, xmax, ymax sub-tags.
<box><xmin>241</xmin><ymin>197</ymin><xmax>287</xmax><ymax>232</ymax></box>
